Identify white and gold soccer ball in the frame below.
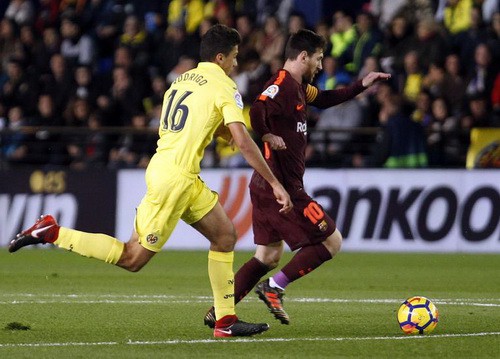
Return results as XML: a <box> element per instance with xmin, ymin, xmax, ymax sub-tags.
<box><xmin>397</xmin><ymin>296</ymin><xmax>439</xmax><ymax>335</ymax></box>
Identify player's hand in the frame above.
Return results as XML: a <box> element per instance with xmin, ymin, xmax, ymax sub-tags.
<box><xmin>262</xmin><ymin>133</ymin><xmax>287</xmax><ymax>150</ymax></box>
<box><xmin>272</xmin><ymin>183</ymin><xmax>293</xmax><ymax>214</ymax></box>
<box><xmin>361</xmin><ymin>72</ymin><xmax>391</xmax><ymax>87</ymax></box>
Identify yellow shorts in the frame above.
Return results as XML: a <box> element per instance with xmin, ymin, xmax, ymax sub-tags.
<box><xmin>134</xmin><ymin>156</ymin><xmax>218</xmax><ymax>252</ymax></box>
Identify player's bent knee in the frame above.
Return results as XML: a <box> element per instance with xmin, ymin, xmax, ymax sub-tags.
<box><xmin>323</xmin><ymin>229</ymin><xmax>342</xmax><ymax>257</ymax></box>
<box><xmin>117</xmin><ymin>241</ymin><xmax>154</xmax><ymax>272</ymax></box>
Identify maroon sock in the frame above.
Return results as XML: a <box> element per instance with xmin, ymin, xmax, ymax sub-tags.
<box><xmin>234</xmin><ymin>257</ymin><xmax>270</xmax><ymax>304</ymax></box>
<box><xmin>281</xmin><ymin>243</ymin><xmax>333</xmax><ymax>283</ymax></box>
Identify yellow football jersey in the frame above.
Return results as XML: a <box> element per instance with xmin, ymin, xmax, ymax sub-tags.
<box><xmin>156</xmin><ymin>62</ymin><xmax>245</xmax><ymax>174</ymax></box>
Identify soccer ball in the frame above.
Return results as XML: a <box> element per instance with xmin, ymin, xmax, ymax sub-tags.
<box><xmin>397</xmin><ymin>296</ymin><xmax>439</xmax><ymax>335</ymax></box>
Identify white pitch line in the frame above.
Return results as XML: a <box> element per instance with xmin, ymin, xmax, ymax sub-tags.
<box><xmin>1</xmin><ymin>295</ymin><xmax>500</xmax><ymax>307</ymax></box>
<box><xmin>1</xmin><ymin>332</ymin><xmax>500</xmax><ymax>348</ymax></box>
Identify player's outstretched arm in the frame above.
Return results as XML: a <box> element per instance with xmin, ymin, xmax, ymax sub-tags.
<box><xmin>228</xmin><ymin>122</ymin><xmax>293</xmax><ymax>213</ymax></box>
<box><xmin>361</xmin><ymin>71</ymin><xmax>391</xmax><ymax>87</ymax></box>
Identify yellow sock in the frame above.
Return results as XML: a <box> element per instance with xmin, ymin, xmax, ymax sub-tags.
<box><xmin>54</xmin><ymin>227</ymin><xmax>124</xmax><ymax>264</ymax></box>
<box><xmin>208</xmin><ymin>250</ymin><xmax>235</xmax><ymax>320</ymax></box>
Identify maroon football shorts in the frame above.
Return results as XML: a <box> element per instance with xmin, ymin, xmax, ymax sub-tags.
<box><xmin>250</xmin><ymin>189</ymin><xmax>336</xmax><ymax>251</ymax></box>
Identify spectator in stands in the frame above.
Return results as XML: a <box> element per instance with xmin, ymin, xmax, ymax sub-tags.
<box><xmin>64</xmin><ymin>97</ymin><xmax>93</xmax><ymax>168</ymax></box>
<box><xmin>166</xmin><ymin>56</ymin><xmax>197</xmax><ymax>84</ymax></box>
<box><xmin>33</xmin><ymin>92</ymin><xmax>64</xmax><ymax>127</ymax></box>
<box><xmin>287</xmin><ymin>12</ymin><xmax>306</xmax><ymax>35</ymax></box>
<box><xmin>486</xmin><ymin>11</ymin><xmax>500</xmax><ymax>63</ymax></box>
<box><xmin>118</xmin><ymin>14</ymin><xmax>152</xmax><ymax>71</ymax></box>
<box><xmin>422</xmin><ymin>61</ymin><xmax>447</xmax><ymax>99</ymax></box>
<box><xmin>343</xmin><ymin>10</ymin><xmax>383</xmax><ymax>75</ymax></box>
<box><xmin>368</xmin><ymin>0</ymin><xmax>407</xmax><ymax>30</ymax></box>
<box><xmin>64</xmin><ymin>96</ymin><xmax>92</xmax><ymax>127</ymax></box>
<box><xmin>142</xmin><ymin>74</ymin><xmax>166</xmax><ymax>118</ymax></box>
<box><xmin>104</xmin><ymin>65</ymin><xmax>143</xmax><ymax>126</ymax></box>
<box><xmin>85</xmin><ymin>0</ymin><xmax>127</xmax><ymax>75</ymax></box>
<box><xmin>0</xmin><ymin>56</ymin><xmax>39</xmax><ymax>116</ymax></box>
<box><xmin>60</xmin><ymin>0</ymin><xmax>87</xmax><ymax>16</ymax></box>
<box><xmin>314</xmin><ymin>55</ymin><xmax>351</xmax><ymax>92</ymax></box>
<box><xmin>232</xmin><ymin>49</ymin><xmax>269</xmax><ymax>105</ymax></box>
<box><xmin>254</xmin><ymin>0</ymin><xmax>294</xmax><ymax>27</ymax></box>
<box><xmin>363</xmin><ymin>80</ymin><xmax>394</xmax><ymax>127</ymax></box>
<box><xmin>112</xmin><ymin>45</ymin><xmax>149</xmax><ymax>103</ymax></box>
<box><xmin>152</xmin><ymin>24</ymin><xmax>198</xmax><ymax>78</ymax></box>
<box><xmin>60</xmin><ymin>11</ymin><xmax>95</xmax><ymax>69</ymax></box>
<box><xmin>455</xmin><ymin>93</ymin><xmax>494</xmax><ymax>164</ymax></box>
<box><xmin>33</xmin><ymin>26</ymin><xmax>61</xmax><ymax>76</ymax></box>
<box><xmin>40</xmin><ymin>53</ymin><xmax>72</xmax><ymax>115</ymax></box>
<box><xmin>256</xmin><ymin>15</ymin><xmax>286</xmax><ymax>65</ymax></box>
<box><xmin>407</xmin><ymin>17</ymin><xmax>449</xmax><ymax>72</ymax></box>
<box><xmin>205</xmin><ymin>0</ymin><xmax>234</xmax><ymax>27</ymax></box>
<box><xmin>167</xmin><ymin>0</ymin><xmax>205</xmax><ymax>34</ymax></box>
<box><xmin>234</xmin><ymin>13</ymin><xmax>264</xmax><ymax>61</ymax></box>
<box><xmin>398</xmin><ymin>0</ymin><xmax>435</xmax><ymax>25</ymax></box>
<box><xmin>70</xmin><ymin>64</ymin><xmax>102</xmax><ymax>107</ymax></box>
<box><xmin>69</xmin><ymin>111</ymin><xmax>109</xmax><ymax>170</ymax></box>
<box><xmin>465</xmin><ymin>43</ymin><xmax>497</xmax><ymax>99</ymax></box>
<box><xmin>0</xmin><ymin>19</ymin><xmax>19</xmax><ymax>75</ymax></box>
<box><xmin>4</xmin><ymin>0</ymin><xmax>35</xmax><ymax>27</ymax></box>
<box><xmin>400</xmin><ymin>50</ymin><xmax>424</xmax><ymax>104</ymax></box>
<box><xmin>34</xmin><ymin>0</ymin><xmax>61</xmax><ymax>33</ymax></box>
<box><xmin>379</xmin><ymin>14</ymin><xmax>413</xmax><ymax>76</ymax></box>
<box><xmin>314</xmin><ymin>20</ymin><xmax>332</xmax><ymax>55</ymax></box>
<box><xmin>2</xmin><ymin>105</ymin><xmax>28</xmax><ymax>166</ymax></box>
<box><xmin>454</xmin><ymin>5</ymin><xmax>489</xmax><ymax>71</ymax></box>
<box><xmin>427</xmin><ymin>96</ymin><xmax>462</xmax><ymax>167</ymax></box>
<box><xmin>443</xmin><ymin>53</ymin><xmax>466</xmax><ymax>114</ymax></box>
<box><xmin>481</xmin><ymin>0</ymin><xmax>500</xmax><ymax>22</ymax></box>
<box><xmin>108</xmin><ymin>112</ymin><xmax>156</xmax><ymax>169</ymax></box>
<box><xmin>412</xmin><ymin>89</ymin><xmax>433</xmax><ymax>126</ymax></box>
<box><xmin>31</xmin><ymin>93</ymin><xmax>67</xmax><ymax>166</ymax></box>
<box><xmin>441</xmin><ymin>0</ymin><xmax>473</xmax><ymax>39</ymax></box>
<box><xmin>18</xmin><ymin>25</ymin><xmax>39</xmax><ymax>66</ymax></box>
<box><xmin>363</xmin><ymin>95</ymin><xmax>428</xmax><ymax>168</ymax></box>
<box><xmin>461</xmin><ymin>92</ymin><xmax>495</xmax><ymax>128</ymax></box>
<box><xmin>329</xmin><ymin>11</ymin><xmax>356</xmax><ymax>65</ymax></box>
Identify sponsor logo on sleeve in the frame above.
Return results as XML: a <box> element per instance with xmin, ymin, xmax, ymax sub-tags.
<box><xmin>261</xmin><ymin>84</ymin><xmax>279</xmax><ymax>99</ymax></box>
<box><xmin>234</xmin><ymin>91</ymin><xmax>244</xmax><ymax>109</ymax></box>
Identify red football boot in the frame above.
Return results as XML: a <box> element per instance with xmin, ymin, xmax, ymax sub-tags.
<box><xmin>9</xmin><ymin>215</ymin><xmax>60</xmax><ymax>253</ymax></box>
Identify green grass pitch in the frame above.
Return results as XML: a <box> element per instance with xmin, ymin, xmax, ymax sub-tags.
<box><xmin>1</xmin><ymin>248</ymin><xmax>499</xmax><ymax>358</ymax></box>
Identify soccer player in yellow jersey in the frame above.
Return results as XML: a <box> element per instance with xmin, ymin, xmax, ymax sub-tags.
<box><xmin>9</xmin><ymin>24</ymin><xmax>293</xmax><ymax>338</ymax></box>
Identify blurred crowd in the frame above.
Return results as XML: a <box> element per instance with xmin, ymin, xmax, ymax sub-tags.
<box><xmin>0</xmin><ymin>0</ymin><xmax>499</xmax><ymax>170</ymax></box>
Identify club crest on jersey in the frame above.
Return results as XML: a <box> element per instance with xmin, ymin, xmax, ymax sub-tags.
<box><xmin>261</xmin><ymin>84</ymin><xmax>279</xmax><ymax>99</ymax></box>
<box><xmin>234</xmin><ymin>91</ymin><xmax>244</xmax><ymax>109</ymax></box>
<box><xmin>318</xmin><ymin>220</ymin><xmax>328</xmax><ymax>232</ymax></box>
<box><xmin>146</xmin><ymin>234</ymin><xmax>158</xmax><ymax>244</ymax></box>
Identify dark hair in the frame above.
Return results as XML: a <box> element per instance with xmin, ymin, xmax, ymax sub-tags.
<box><xmin>200</xmin><ymin>24</ymin><xmax>241</xmax><ymax>62</ymax></box>
<box><xmin>285</xmin><ymin>29</ymin><xmax>326</xmax><ymax>60</ymax></box>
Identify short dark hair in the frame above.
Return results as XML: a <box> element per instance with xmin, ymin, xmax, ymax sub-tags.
<box><xmin>284</xmin><ymin>29</ymin><xmax>326</xmax><ymax>60</ymax></box>
<box><xmin>200</xmin><ymin>24</ymin><xmax>241</xmax><ymax>62</ymax></box>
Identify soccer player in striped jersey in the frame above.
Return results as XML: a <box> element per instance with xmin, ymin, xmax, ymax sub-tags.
<box><xmin>205</xmin><ymin>29</ymin><xmax>390</xmax><ymax>327</ymax></box>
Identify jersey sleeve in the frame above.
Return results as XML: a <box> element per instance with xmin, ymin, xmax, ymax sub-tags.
<box><xmin>218</xmin><ymin>80</ymin><xmax>246</xmax><ymax>126</ymax></box>
<box><xmin>252</xmin><ymin>71</ymin><xmax>288</xmax><ymax>135</ymax></box>
<box><xmin>308</xmin><ymin>80</ymin><xmax>365</xmax><ymax>109</ymax></box>
<box><xmin>249</xmin><ymin>100</ymin><xmax>269</xmax><ymax>136</ymax></box>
